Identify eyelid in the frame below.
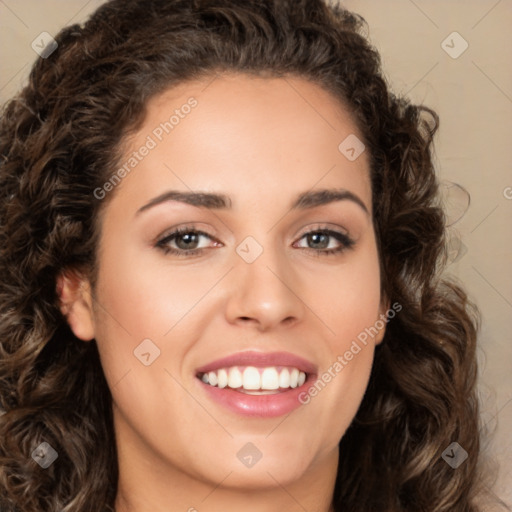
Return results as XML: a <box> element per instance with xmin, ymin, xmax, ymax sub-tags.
<box><xmin>154</xmin><ymin>223</ymin><xmax>219</xmax><ymax>243</ymax></box>
<box><xmin>295</xmin><ymin>222</ymin><xmax>350</xmax><ymax>239</ymax></box>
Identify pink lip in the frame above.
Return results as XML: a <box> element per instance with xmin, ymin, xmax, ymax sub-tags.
<box><xmin>197</xmin><ymin>379</ymin><xmax>314</xmax><ymax>418</ymax></box>
<box><xmin>195</xmin><ymin>350</ymin><xmax>317</xmax><ymax>375</ymax></box>
<box><xmin>195</xmin><ymin>350</ymin><xmax>318</xmax><ymax>418</ymax></box>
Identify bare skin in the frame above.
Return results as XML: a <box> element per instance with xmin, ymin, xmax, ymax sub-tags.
<box><xmin>59</xmin><ymin>73</ymin><xmax>388</xmax><ymax>512</ymax></box>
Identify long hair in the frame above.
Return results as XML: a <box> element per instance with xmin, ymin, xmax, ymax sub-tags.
<box><xmin>0</xmin><ymin>0</ymin><xmax>496</xmax><ymax>510</ymax></box>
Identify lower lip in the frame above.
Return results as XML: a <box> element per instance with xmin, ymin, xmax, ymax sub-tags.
<box><xmin>197</xmin><ymin>376</ymin><xmax>315</xmax><ymax>418</ymax></box>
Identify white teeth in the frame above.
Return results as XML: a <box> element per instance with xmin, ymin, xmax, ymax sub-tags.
<box><xmin>208</xmin><ymin>371</ymin><xmax>218</xmax><ymax>386</ymax></box>
<box><xmin>261</xmin><ymin>368</ymin><xmax>279</xmax><ymax>390</ymax></box>
<box><xmin>289</xmin><ymin>368</ymin><xmax>299</xmax><ymax>388</ymax></box>
<box><xmin>278</xmin><ymin>368</ymin><xmax>290</xmax><ymax>388</ymax></box>
<box><xmin>217</xmin><ymin>368</ymin><xmax>228</xmax><ymax>388</ymax></box>
<box><xmin>242</xmin><ymin>367</ymin><xmax>261</xmax><ymax>390</ymax></box>
<box><xmin>228</xmin><ymin>367</ymin><xmax>243</xmax><ymax>388</ymax></box>
<box><xmin>200</xmin><ymin>366</ymin><xmax>307</xmax><ymax>391</ymax></box>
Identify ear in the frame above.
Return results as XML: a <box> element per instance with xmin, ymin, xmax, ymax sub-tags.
<box><xmin>374</xmin><ymin>295</ymin><xmax>391</xmax><ymax>346</ymax></box>
<box><xmin>56</xmin><ymin>269</ymin><xmax>95</xmax><ymax>341</ymax></box>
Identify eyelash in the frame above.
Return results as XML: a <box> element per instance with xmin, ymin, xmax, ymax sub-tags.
<box><xmin>155</xmin><ymin>225</ymin><xmax>355</xmax><ymax>258</ymax></box>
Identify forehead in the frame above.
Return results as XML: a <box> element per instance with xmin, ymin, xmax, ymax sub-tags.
<box><xmin>113</xmin><ymin>73</ymin><xmax>371</xmax><ymax>212</ymax></box>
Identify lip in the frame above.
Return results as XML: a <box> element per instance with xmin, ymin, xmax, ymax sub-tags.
<box><xmin>195</xmin><ymin>350</ymin><xmax>317</xmax><ymax>418</ymax></box>
<box><xmin>197</xmin><ymin>379</ymin><xmax>314</xmax><ymax>418</ymax></box>
<box><xmin>195</xmin><ymin>350</ymin><xmax>317</xmax><ymax>375</ymax></box>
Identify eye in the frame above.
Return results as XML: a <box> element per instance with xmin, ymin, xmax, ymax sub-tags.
<box><xmin>155</xmin><ymin>225</ymin><xmax>355</xmax><ymax>258</ymax></box>
<box><xmin>155</xmin><ymin>226</ymin><xmax>219</xmax><ymax>257</ymax></box>
<box><xmin>294</xmin><ymin>228</ymin><xmax>355</xmax><ymax>256</ymax></box>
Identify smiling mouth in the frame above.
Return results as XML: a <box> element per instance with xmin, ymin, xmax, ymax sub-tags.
<box><xmin>197</xmin><ymin>365</ymin><xmax>308</xmax><ymax>394</ymax></box>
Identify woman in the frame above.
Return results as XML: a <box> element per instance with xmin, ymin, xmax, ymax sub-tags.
<box><xmin>0</xmin><ymin>0</ymin><xmax>502</xmax><ymax>510</ymax></box>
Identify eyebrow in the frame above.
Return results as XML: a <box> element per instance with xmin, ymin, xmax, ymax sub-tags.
<box><xmin>135</xmin><ymin>188</ymin><xmax>369</xmax><ymax>216</ymax></box>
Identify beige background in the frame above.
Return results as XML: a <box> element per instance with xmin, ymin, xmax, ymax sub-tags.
<box><xmin>1</xmin><ymin>0</ymin><xmax>510</xmax><ymax>505</ymax></box>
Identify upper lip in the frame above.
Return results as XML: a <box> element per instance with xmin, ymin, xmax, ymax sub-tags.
<box><xmin>195</xmin><ymin>350</ymin><xmax>317</xmax><ymax>375</ymax></box>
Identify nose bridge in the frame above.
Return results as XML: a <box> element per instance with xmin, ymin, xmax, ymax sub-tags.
<box><xmin>225</xmin><ymin>232</ymin><xmax>305</xmax><ymax>329</ymax></box>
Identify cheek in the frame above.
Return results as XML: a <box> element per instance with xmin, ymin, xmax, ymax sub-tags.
<box><xmin>313</xmin><ymin>244</ymin><xmax>383</xmax><ymax>348</ymax></box>
<box><xmin>94</xmin><ymin>240</ymin><xmax>207</xmax><ymax>338</ymax></box>
<box><xmin>89</xmin><ymin>238</ymin><xmax>224</xmax><ymax>397</ymax></box>
<box><xmin>299</xmin><ymin>244</ymin><xmax>381</xmax><ymax>435</ymax></box>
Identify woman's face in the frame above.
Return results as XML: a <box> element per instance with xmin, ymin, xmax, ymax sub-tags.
<box><xmin>65</xmin><ymin>74</ymin><xmax>387</xmax><ymax>504</ymax></box>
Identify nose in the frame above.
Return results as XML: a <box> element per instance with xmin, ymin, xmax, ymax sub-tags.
<box><xmin>224</xmin><ymin>243</ymin><xmax>306</xmax><ymax>332</ymax></box>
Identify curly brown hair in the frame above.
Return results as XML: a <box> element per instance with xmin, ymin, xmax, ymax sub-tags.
<box><xmin>0</xmin><ymin>0</ymin><xmax>503</xmax><ymax>510</ymax></box>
